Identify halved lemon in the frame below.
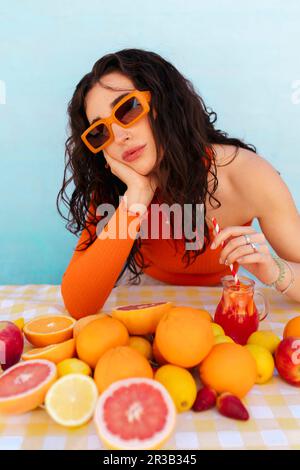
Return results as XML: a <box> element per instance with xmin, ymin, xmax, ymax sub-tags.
<box><xmin>45</xmin><ymin>374</ymin><xmax>98</xmax><ymax>427</ymax></box>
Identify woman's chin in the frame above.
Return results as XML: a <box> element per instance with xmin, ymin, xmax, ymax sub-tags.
<box><xmin>133</xmin><ymin>161</ymin><xmax>156</xmax><ymax>176</ymax></box>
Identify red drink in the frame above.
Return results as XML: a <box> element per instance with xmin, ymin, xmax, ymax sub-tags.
<box><xmin>214</xmin><ymin>276</ymin><xmax>268</xmax><ymax>345</ymax></box>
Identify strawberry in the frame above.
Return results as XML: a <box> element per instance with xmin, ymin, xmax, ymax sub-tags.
<box><xmin>216</xmin><ymin>392</ymin><xmax>249</xmax><ymax>421</ymax></box>
<box><xmin>192</xmin><ymin>386</ymin><xmax>217</xmax><ymax>412</ymax></box>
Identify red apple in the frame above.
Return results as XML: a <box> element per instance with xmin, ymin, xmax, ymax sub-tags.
<box><xmin>275</xmin><ymin>337</ymin><xmax>300</xmax><ymax>386</ymax></box>
<box><xmin>0</xmin><ymin>321</ymin><xmax>24</xmax><ymax>370</ymax></box>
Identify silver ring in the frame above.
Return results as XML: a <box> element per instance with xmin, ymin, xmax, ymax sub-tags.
<box><xmin>244</xmin><ymin>234</ymin><xmax>251</xmax><ymax>244</ymax></box>
<box><xmin>250</xmin><ymin>242</ymin><xmax>259</xmax><ymax>253</ymax></box>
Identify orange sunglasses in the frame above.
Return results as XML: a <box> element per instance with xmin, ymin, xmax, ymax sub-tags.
<box><xmin>81</xmin><ymin>90</ymin><xmax>151</xmax><ymax>154</ymax></box>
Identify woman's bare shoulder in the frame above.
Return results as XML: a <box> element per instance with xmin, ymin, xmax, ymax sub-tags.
<box><xmin>210</xmin><ymin>144</ymin><xmax>283</xmax><ymax>222</ymax></box>
<box><xmin>212</xmin><ymin>144</ymin><xmax>279</xmax><ymax>185</ymax></box>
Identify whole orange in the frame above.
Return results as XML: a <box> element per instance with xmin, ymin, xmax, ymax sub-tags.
<box><xmin>73</xmin><ymin>313</ymin><xmax>108</xmax><ymax>338</ymax></box>
<box><xmin>76</xmin><ymin>317</ymin><xmax>129</xmax><ymax>368</ymax></box>
<box><xmin>199</xmin><ymin>343</ymin><xmax>257</xmax><ymax>398</ymax></box>
<box><xmin>155</xmin><ymin>308</ymin><xmax>214</xmax><ymax>368</ymax></box>
<box><xmin>283</xmin><ymin>316</ymin><xmax>300</xmax><ymax>339</ymax></box>
<box><xmin>94</xmin><ymin>346</ymin><xmax>153</xmax><ymax>393</ymax></box>
<box><xmin>170</xmin><ymin>306</ymin><xmax>212</xmax><ymax>322</ymax></box>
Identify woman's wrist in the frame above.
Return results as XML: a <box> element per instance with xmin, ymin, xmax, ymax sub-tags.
<box><xmin>120</xmin><ymin>192</ymin><xmax>150</xmax><ymax>218</ymax></box>
<box><xmin>264</xmin><ymin>256</ymin><xmax>295</xmax><ymax>294</ymax></box>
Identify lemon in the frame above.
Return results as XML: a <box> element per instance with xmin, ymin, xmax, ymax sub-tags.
<box><xmin>57</xmin><ymin>358</ymin><xmax>91</xmax><ymax>378</ymax></box>
<box><xmin>214</xmin><ymin>335</ymin><xmax>234</xmax><ymax>345</ymax></box>
<box><xmin>245</xmin><ymin>344</ymin><xmax>275</xmax><ymax>384</ymax></box>
<box><xmin>12</xmin><ymin>317</ymin><xmax>25</xmax><ymax>331</ymax></box>
<box><xmin>247</xmin><ymin>331</ymin><xmax>281</xmax><ymax>355</ymax></box>
<box><xmin>211</xmin><ymin>323</ymin><xmax>225</xmax><ymax>337</ymax></box>
<box><xmin>128</xmin><ymin>336</ymin><xmax>153</xmax><ymax>360</ymax></box>
<box><xmin>154</xmin><ymin>364</ymin><xmax>197</xmax><ymax>412</ymax></box>
<box><xmin>45</xmin><ymin>374</ymin><xmax>98</xmax><ymax>427</ymax></box>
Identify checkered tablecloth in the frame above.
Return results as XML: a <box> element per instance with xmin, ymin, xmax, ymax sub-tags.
<box><xmin>0</xmin><ymin>284</ymin><xmax>300</xmax><ymax>450</ymax></box>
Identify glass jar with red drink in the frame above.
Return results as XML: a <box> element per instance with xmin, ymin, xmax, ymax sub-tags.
<box><xmin>214</xmin><ymin>275</ymin><xmax>269</xmax><ymax>345</ymax></box>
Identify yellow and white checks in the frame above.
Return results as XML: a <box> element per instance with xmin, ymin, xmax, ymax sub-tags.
<box><xmin>0</xmin><ymin>284</ymin><xmax>300</xmax><ymax>450</ymax></box>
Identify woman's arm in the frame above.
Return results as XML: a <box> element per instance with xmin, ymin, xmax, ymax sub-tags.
<box><xmin>61</xmin><ymin>200</ymin><xmax>143</xmax><ymax>319</ymax></box>
<box><xmin>213</xmin><ymin>153</ymin><xmax>300</xmax><ymax>302</ymax></box>
<box><xmin>252</xmin><ymin>157</ymin><xmax>300</xmax><ymax>301</ymax></box>
<box><xmin>61</xmin><ymin>154</ymin><xmax>158</xmax><ymax>319</ymax></box>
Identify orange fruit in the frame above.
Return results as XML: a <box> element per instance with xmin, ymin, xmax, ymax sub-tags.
<box><xmin>94</xmin><ymin>346</ymin><xmax>153</xmax><ymax>393</ymax></box>
<box><xmin>23</xmin><ymin>315</ymin><xmax>76</xmax><ymax>347</ymax></box>
<box><xmin>111</xmin><ymin>302</ymin><xmax>173</xmax><ymax>335</ymax></box>
<box><xmin>76</xmin><ymin>317</ymin><xmax>129</xmax><ymax>369</ymax></box>
<box><xmin>73</xmin><ymin>313</ymin><xmax>108</xmax><ymax>338</ymax></box>
<box><xmin>155</xmin><ymin>308</ymin><xmax>214</xmax><ymax>368</ymax></box>
<box><xmin>94</xmin><ymin>378</ymin><xmax>176</xmax><ymax>450</ymax></box>
<box><xmin>199</xmin><ymin>343</ymin><xmax>257</xmax><ymax>398</ymax></box>
<box><xmin>152</xmin><ymin>337</ymin><xmax>168</xmax><ymax>366</ymax></box>
<box><xmin>283</xmin><ymin>316</ymin><xmax>300</xmax><ymax>339</ymax></box>
<box><xmin>22</xmin><ymin>338</ymin><xmax>76</xmax><ymax>364</ymax></box>
<box><xmin>0</xmin><ymin>359</ymin><xmax>57</xmax><ymax>414</ymax></box>
<box><xmin>128</xmin><ymin>336</ymin><xmax>153</xmax><ymax>360</ymax></box>
<box><xmin>170</xmin><ymin>306</ymin><xmax>212</xmax><ymax>322</ymax></box>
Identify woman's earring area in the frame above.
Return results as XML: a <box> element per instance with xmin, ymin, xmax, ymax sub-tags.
<box><xmin>103</xmin><ymin>151</ymin><xmax>110</xmax><ymax>170</ymax></box>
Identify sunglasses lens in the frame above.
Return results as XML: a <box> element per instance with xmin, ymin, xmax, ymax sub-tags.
<box><xmin>86</xmin><ymin>123</ymin><xmax>109</xmax><ymax>149</ymax></box>
<box><xmin>115</xmin><ymin>97</ymin><xmax>144</xmax><ymax>124</ymax></box>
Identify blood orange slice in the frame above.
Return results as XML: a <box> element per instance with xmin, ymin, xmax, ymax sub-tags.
<box><xmin>94</xmin><ymin>377</ymin><xmax>176</xmax><ymax>450</ymax></box>
<box><xmin>0</xmin><ymin>359</ymin><xmax>57</xmax><ymax>414</ymax></box>
<box><xmin>24</xmin><ymin>315</ymin><xmax>76</xmax><ymax>347</ymax></box>
<box><xmin>111</xmin><ymin>302</ymin><xmax>173</xmax><ymax>335</ymax></box>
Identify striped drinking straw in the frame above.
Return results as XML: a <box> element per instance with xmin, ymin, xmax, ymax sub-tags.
<box><xmin>211</xmin><ymin>217</ymin><xmax>240</xmax><ymax>285</ymax></box>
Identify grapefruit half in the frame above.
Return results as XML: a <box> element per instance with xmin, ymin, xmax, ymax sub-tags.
<box><xmin>111</xmin><ymin>302</ymin><xmax>173</xmax><ymax>335</ymax></box>
<box><xmin>0</xmin><ymin>359</ymin><xmax>57</xmax><ymax>414</ymax></box>
<box><xmin>94</xmin><ymin>377</ymin><xmax>176</xmax><ymax>450</ymax></box>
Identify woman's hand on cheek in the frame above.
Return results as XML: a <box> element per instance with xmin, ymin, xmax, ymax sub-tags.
<box><xmin>103</xmin><ymin>152</ymin><xmax>148</xmax><ymax>190</ymax></box>
<box><xmin>103</xmin><ymin>152</ymin><xmax>158</xmax><ymax>214</ymax></box>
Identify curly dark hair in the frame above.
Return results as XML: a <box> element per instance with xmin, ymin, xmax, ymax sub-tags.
<box><xmin>56</xmin><ymin>48</ymin><xmax>257</xmax><ymax>285</ymax></box>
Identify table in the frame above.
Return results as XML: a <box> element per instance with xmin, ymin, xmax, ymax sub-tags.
<box><xmin>0</xmin><ymin>284</ymin><xmax>300</xmax><ymax>450</ymax></box>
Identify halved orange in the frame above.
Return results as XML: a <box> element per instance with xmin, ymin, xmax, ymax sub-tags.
<box><xmin>22</xmin><ymin>338</ymin><xmax>76</xmax><ymax>364</ymax></box>
<box><xmin>23</xmin><ymin>315</ymin><xmax>76</xmax><ymax>347</ymax></box>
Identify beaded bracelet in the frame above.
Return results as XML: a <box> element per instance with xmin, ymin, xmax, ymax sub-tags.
<box><xmin>265</xmin><ymin>256</ymin><xmax>295</xmax><ymax>294</ymax></box>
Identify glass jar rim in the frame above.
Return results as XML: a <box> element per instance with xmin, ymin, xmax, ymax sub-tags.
<box><xmin>221</xmin><ymin>275</ymin><xmax>255</xmax><ymax>291</ymax></box>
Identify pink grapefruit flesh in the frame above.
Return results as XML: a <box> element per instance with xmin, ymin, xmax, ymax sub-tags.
<box><xmin>0</xmin><ymin>359</ymin><xmax>57</xmax><ymax>414</ymax></box>
<box><xmin>94</xmin><ymin>377</ymin><xmax>176</xmax><ymax>450</ymax></box>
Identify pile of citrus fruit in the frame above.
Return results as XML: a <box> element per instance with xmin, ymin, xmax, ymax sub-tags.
<box><xmin>1</xmin><ymin>305</ymin><xmax>300</xmax><ymax>450</ymax></box>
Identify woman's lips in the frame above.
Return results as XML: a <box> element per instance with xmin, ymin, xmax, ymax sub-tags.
<box><xmin>122</xmin><ymin>145</ymin><xmax>146</xmax><ymax>162</ymax></box>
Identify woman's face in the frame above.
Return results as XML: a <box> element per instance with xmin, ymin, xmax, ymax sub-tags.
<box><xmin>84</xmin><ymin>71</ymin><xmax>158</xmax><ymax>176</ymax></box>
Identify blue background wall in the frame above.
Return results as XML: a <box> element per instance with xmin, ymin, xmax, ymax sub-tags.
<box><xmin>0</xmin><ymin>0</ymin><xmax>299</xmax><ymax>284</ymax></box>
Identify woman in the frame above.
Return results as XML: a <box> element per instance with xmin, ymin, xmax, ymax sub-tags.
<box><xmin>57</xmin><ymin>48</ymin><xmax>300</xmax><ymax>319</ymax></box>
